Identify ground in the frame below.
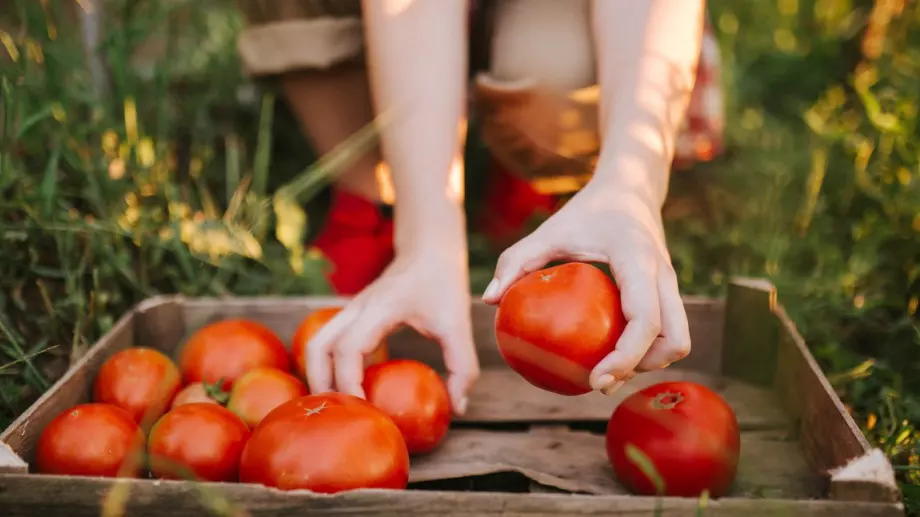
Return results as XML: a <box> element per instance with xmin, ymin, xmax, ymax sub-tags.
<box><xmin>0</xmin><ymin>0</ymin><xmax>918</xmax><ymax>513</ymax></box>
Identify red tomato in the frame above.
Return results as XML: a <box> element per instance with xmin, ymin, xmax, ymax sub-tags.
<box><xmin>35</xmin><ymin>403</ymin><xmax>145</xmax><ymax>478</ymax></box>
<box><xmin>291</xmin><ymin>307</ymin><xmax>389</xmax><ymax>380</ymax></box>
<box><xmin>170</xmin><ymin>382</ymin><xmax>227</xmax><ymax>409</ymax></box>
<box><xmin>495</xmin><ymin>262</ymin><xmax>626</xmax><ymax>395</ymax></box>
<box><xmin>227</xmin><ymin>367</ymin><xmax>309</xmax><ymax>428</ymax></box>
<box><xmin>239</xmin><ymin>393</ymin><xmax>409</xmax><ymax>492</ymax></box>
<box><xmin>605</xmin><ymin>381</ymin><xmax>740</xmax><ymax>498</ymax></box>
<box><xmin>363</xmin><ymin>359</ymin><xmax>451</xmax><ymax>454</ymax></box>
<box><xmin>93</xmin><ymin>347</ymin><xmax>182</xmax><ymax>427</ymax></box>
<box><xmin>148</xmin><ymin>403</ymin><xmax>251</xmax><ymax>482</ymax></box>
<box><xmin>179</xmin><ymin>319</ymin><xmax>290</xmax><ymax>389</ymax></box>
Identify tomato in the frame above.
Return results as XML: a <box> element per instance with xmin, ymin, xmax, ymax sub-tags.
<box><xmin>148</xmin><ymin>403</ymin><xmax>251</xmax><ymax>482</ymax></box>
<box><xmin>605</xmin><ymin>381</ymin><xmax>740</xmax><ymax>498</ymax></box>
<box><xmin>179</xmin><ymin>319</ymin><xmax>290</xmax><ymax>389</ymax></box>
<box><xmin>227</xmin><ymin>367</ymin><xmax>309</xmax><ymax>428</ymax></box>
<box><xmin>291</xmin><ymin>307</ymin><xmax>388</xmax><ymax>380</ymax></box>
<box><xmin>239</xmin><ymin>393</ymin><xmax>409</xmax><ymax>492</ymax></box>
<box><xmin>170</xmin><ymin>381</ymin><xmax>227</xmax><ymax>409</ymax></box>
<box><xmin>495</xmin><ymin>262</ymin><xmax>626</xmax><ymax>395</ymax></box>
<box><xmin>35</xmin><ymin>403</ymin><xmax>145</xmax><ymax>478</ymax></box>
<box><xmin>363</xmin><ymin>359</ymin><xmax>451</xmax><ymax>454</ymax></box>
<box><xmin>93</xmin><ymin>347</ymin><xmax>182</xmax><ymax>427</ymax></box>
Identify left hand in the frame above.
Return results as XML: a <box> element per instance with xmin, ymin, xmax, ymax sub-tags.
<box><xmin>480</xmin><ymin>178</ymin><xmax>691</xmax><ymax>394</ymax></box>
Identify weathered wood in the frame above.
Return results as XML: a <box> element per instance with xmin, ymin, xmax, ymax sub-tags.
<box><xmin>0</xmin><ymin>475</ymin><xmax>904</xmax><ymax>517</ymax></box>
<box><xmin>462</xmin><ymin>369</ymin><xmax>789</xmax><ymax>430</ymax></box>
<box><xmin>0</xmin><ymin>290</ymin><xmax>902</xmax><ymax>516</ymax></box>
<box><xmin>413</xmin><ymin>427</ymin><xmax>821</xmax><ymax>499</ymax></box>
<box><xmin>772</xmin><ymin>306</ymin><xmax>899</xmax><ymax>504</ymax></box>
<box><xmin>0</xmin><ymin>309</ymin><xmax>137</xmax><ymax>466</ymax></box>
<box><xmin>721</xmin><ymin>278</ymin><xmax>780</xmax><ymax>387</ymax></box>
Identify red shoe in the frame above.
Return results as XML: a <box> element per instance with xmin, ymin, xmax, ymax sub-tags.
<box><xmin>477</xmin><ymin>157</ymin><xmax>559</xmax><ymax>251</ymax></box>
<box><xmin>311</xmin><ymin>189</ymin><xmax>394</xmax><ymax>295</ymax></box>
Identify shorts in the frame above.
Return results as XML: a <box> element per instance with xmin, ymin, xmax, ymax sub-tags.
<box><xmin>236</xmin><ymin>0</ymin><xmax>724</xmax><ymax>194</ymax></box>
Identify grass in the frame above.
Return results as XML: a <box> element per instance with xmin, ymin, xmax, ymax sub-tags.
<box><xmin>1</xmin><ymin>0</ymin><xmax>919</xmax><ymax>513</ymax></box>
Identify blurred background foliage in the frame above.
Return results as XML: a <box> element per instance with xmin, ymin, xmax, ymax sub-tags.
<box><xmin>1</xmin><ymin>0</ymin><xmax>919</xmax><ymax>512</ymax></box>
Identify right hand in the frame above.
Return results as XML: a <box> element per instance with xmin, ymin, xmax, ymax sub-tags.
<box><xmin>305</xmin><ymin>246</ymin><xmax>480</xmax><ymax>416</ymax></box>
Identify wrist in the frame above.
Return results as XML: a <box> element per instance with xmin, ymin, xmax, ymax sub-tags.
<box><xmin>394</xmin><ymin>199</ymin><xmax>468</xmax><ymax>258</ymax></box>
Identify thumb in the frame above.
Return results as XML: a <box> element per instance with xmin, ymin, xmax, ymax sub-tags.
<box><xmin>482</xmin><ymin>237</ymin><xmax>553</xmax><ymax>304</ymax></box>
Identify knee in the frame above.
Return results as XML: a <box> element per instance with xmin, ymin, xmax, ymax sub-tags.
<box><xmin>488</xmin><ymin>0</ymin><xmax>596</xmax><ymax>92</ymax></box>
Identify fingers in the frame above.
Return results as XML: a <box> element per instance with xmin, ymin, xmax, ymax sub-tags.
<box><xmin>482</xmin><ymin>238</ymin><xmax>552</xmax><ymax>304</ymax></box>
<box><xmin>635</xmin><ymin>265</ymin><xmax>691</xmax><ymax>372</ymax></box>
<box><xmin>589</xmin><ymin>257</ymin><xmax>661</xmax><ymax>391</ymax></box>
<box><xmin>305</xmin><ymin>301</ymin><xmax>364</xmax><ymax>395</ymax></box>
<box><xmin>438</xmin><ymin>318</ymin><xmax>480</xmax><ymax>416</ymax></box>
<box><xmin>333</xmin><ymin>305</ymin><xmax>400</xmax><ymax>399</ymax></box>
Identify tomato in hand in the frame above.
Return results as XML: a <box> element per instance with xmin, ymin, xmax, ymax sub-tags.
<box><xmin>148</xmin><ymin>403</ymin><xmax>251</xmax><ymax>482</ymax></box>
<box><xmin>495</xmin><ymin>262</ymin><xmax>626</xmax><ymax>395</ymax></box>
<box><xmin>363</xmin><ymin>359</ymin><xmax>451</xmax><ymax>454</ymax></box>
<box><xmin>291</xmin><ymin>307</ymin><xmax>388</xmax><ymax>380</ymax></box>
<box><xmin>36</xmin><ymin>403</ymin><xmax>145</xmax><ymax>478</ymax></box>
<box><xmin>227</xmin><ymin>367</ymin><xmax>309</xmax><ymax>428</ymax></box>
<box><xmin>179</xmin><ymin>319</ymin><xmax>290</xmax><ymax>389</ymax></box>
<box><xmin>93</xmin><ymin>347</ymin><xmax>182</xmax><ymax>428</ymax></box>
<box><xmin>170</xmin><ymin>381</ymin><xmax>227</xmax><ymax>409</ymax></box>
<box><xmin>605</xmin><ymin>381</ymin><xmax>740</xmax><ymax>498</ymax></box>
<box><xmin>239</xmin><ymin>393</ymin><xmax>409</xmax><ymax>492</ymax></box>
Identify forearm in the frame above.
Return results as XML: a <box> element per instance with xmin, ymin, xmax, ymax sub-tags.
<box><xmin>590</xmin><ymin>0</ymin><xmax>705</xmax><ymax>208</ymax></box>
<box><xmin>362</xmin><ymin>0</ymin><xmax>469</xmax><ymax>254</ymax></box>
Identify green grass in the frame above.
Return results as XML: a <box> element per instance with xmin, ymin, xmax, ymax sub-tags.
<box><xmin>1</xmin><ymin>0</ymin><xmax>920</xmax><ymax>513</ymax></box>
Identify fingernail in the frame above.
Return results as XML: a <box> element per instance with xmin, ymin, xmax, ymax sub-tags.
<box><xmin>456</xmin><ymin>396</ymin><xmax>469</xmax><ymax>416</ymax></box>
<box><xmin>595</xmin><ymin>374</ymin><xmax>616</xmax><ymax>391</ymax></box>
<box><xmin>483</xmin><ymin>279</ymin><xmax>499</xmax><ymax>300</ymax></box>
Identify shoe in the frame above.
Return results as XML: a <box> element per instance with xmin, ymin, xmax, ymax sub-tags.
<box><xmin>476</xmin><ymin>156</ymin><xmax>559</xmax><ymax>251</ymax></box>
<box><xmin>310</xmin><ymin>189</ymin><xmax>395</xmax><ymax>295</ymax></box>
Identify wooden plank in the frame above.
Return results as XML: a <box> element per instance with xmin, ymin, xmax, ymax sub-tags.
<box><xmin>411</xmin><ymin>427</ymin><xmax>821</xmax><ymax>499</ymax></box>
<box><xmin>461</xmin><ymin>369</ymin><xmax>789</xmax><ymax>430</ymax></box>
<box><xmin>0</xmin><ymin>309</ymin><xmax>138</xmax><ymax>464</ymax></box>
<box><xmin>721</xmin><ymin>278</ymin><xmax>780</xmax><ymax>387</ymax></box>
<box><xmin>0</xmin><ymin>474</ymin><xmax>903</xmax><ymax>517</ymax></box>
<box><xmin>0</xmin><ymin>441</ymin><xmax>27</xmax><ymax>474</ymax></box>
<box><xmin>772</xmin><ymin>306</ymin><xmax>900</xmax><ymax>504</ymax></box>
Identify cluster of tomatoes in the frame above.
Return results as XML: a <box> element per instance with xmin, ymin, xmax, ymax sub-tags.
<box><xmin>35</xmin><ymin>307</ymin><xmax>450</xmax><ymax>493</ymax></box>
<box><xmin>496</xmin><ymin>262</ymin><xmax>742</xmax><ymax>498</ymax></box>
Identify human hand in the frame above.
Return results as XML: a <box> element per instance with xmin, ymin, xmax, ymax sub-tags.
<box><xmin>305</xmin><ymin>247</ymin><xmax>480</xmax><ymax>416</ymax></box>
<box><xmin>480</xmin><ymin>179</ymin><xmax>691</xmax><ymax>394</ymax></box>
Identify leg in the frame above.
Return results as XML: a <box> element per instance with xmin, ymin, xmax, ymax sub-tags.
<box><xmin>237</xmin><ymin>0</ymin><xmax>395</xmax><ymax>294</ymax></box>
<box><xmin>474</xmin><ymin>0</ymin><xmax>597</xmax><ymax>249</ymax></box>
<box><xmin>280</xmin><ymin>65</ymin><xmax>391</xmax><ymax>203</ymax></box>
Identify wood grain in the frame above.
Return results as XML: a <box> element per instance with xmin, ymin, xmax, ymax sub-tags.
<box><xmin>412</xmin><ymin>426</ymin><xmax>821</xmax><ymax>499</ymax></box>
<box><xmin>0</xmin><ymin>474</ymin><xmax>904</xmax><ymax>517</ymax></box>
<box><xmin>461</xmin><ymin>369</ymin><xmax>789</xmax><ymax>430</ymax></box>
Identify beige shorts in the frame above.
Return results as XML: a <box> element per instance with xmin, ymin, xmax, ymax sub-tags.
<box><xmin>237</xmin><ymin>0</ymin><xmax>723</xmax><ymax>194</ymax></box>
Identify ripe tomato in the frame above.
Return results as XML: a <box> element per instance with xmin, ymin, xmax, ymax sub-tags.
<box><xmin>363</xmin><ymin>359</ymin><xmax>451</xmax><ymax>454</ymax></box>
<box><xmin>495</xmin><ymin>262</ymin><xmax>626</xmax><ymax>395</ymax></box>
<box><xmin>605</xmin><ymin>381</ymin><xmax>740</xmax><ymax>498</ymax></box>
<box><xmin>35</xmin><ymin>403</ymin><xmax>145</xmax><ymax>478</ymax></box>
<box><xmin>93</xmin><ymin>347</ymin><xmax>182</xmax><ymax>427</ymax></box>
<box><xmin>239</xmin><ymin>393</ymin><xmax>409</xmax><ymax>492</ymax></box>
<box><xmin>227</xmin><ymin>367</ymin><xmax>309</xmax><ymax>428</ymax></box>
<box><xmin>170</xmin><ymin>382</ymin><xmax>227</xmax><ymax>409</ymax></box>
<box><xmin>291</xmin><ymin>307</ymin><xmax>388</xmax><ymax>380</ymax></box>
<box><xmin>179</xmin><ymin>319</ymin><xmax>290</xmax><ymax>389</ymax></box>
<box><xmin>148</xmin><ymin>403</ymin><xmax>251</xmax><ymax>482</ymax></box>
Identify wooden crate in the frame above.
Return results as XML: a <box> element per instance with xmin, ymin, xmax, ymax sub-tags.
<box><xmin>0</xmin><ymin>279</ymin><xmax>904</xmax><ymax>516</ymax></box>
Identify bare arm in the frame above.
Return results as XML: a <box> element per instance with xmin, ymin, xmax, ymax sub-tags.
<box><xmin>591</xmin><ymin>0</ymin><xmax>705</xmax><ymax>208</ymax></box>
<box><xmin>362</xmin><ymin>0</ymin><xmax>469</xmax><ymax>256</ymax></box>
